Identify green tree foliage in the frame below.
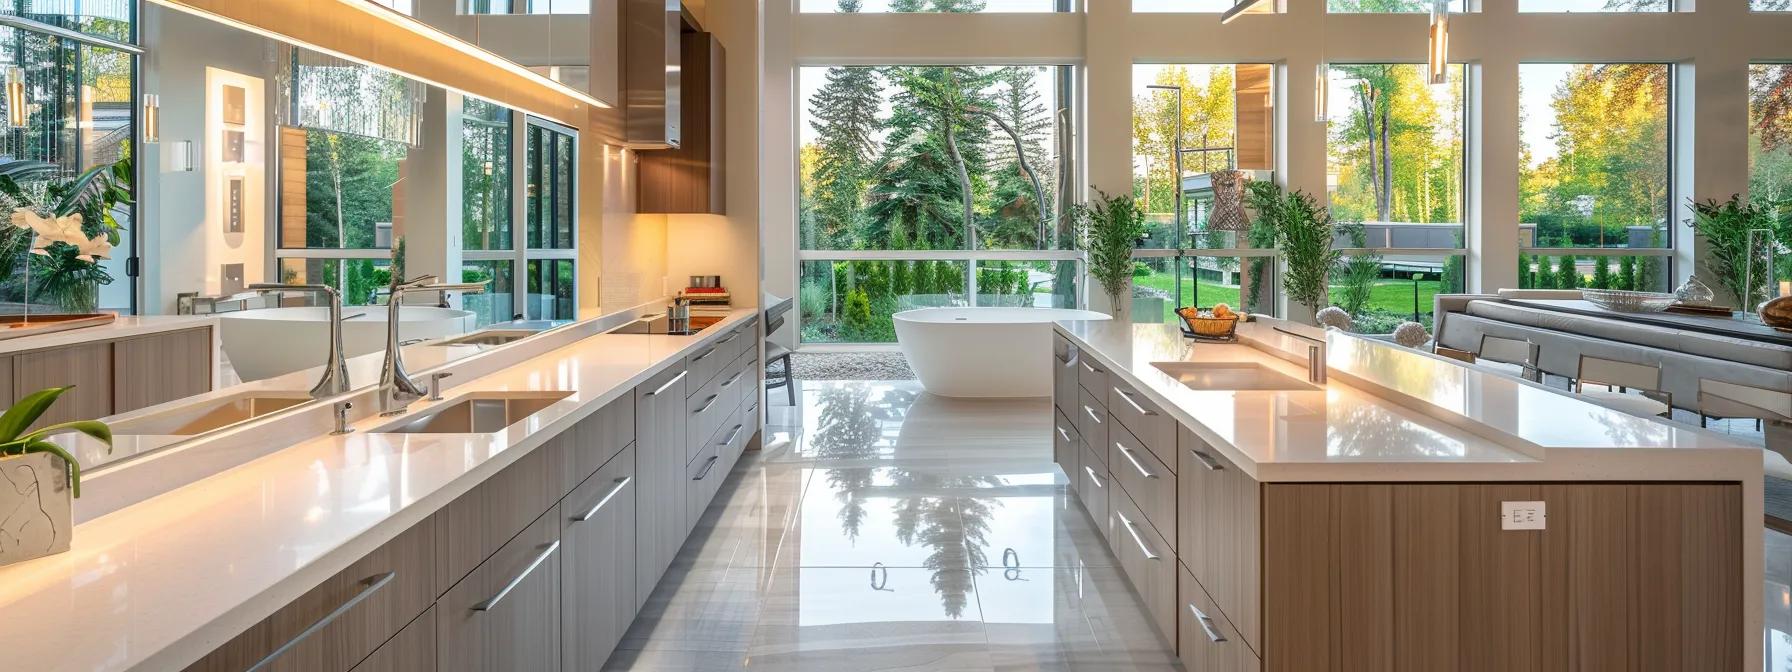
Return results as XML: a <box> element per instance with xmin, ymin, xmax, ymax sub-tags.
<box><xmin>1556</xmin><ymin>256</ymin><xmax>1580</xmax><ymax>289</ymax></box>
<box><xmin>806</xmin><ymin>4</ymin><xmax>884</xmax><ymax>250</ymax></box>
<box><xmin>1591</xmin><ymin>255</ymin><xmax>1613</xmax><ymax>289</ymax></box>
<box><xmin>1328</xmin><ymin>64</ymin><xmax>1463</xmax><ymax>227</ymax></box>
<box><xmin>1617</xmin><ymin>255</ymin><xmax>1638</xmax><ymax>291</ymax></box>
<box><xmin>1520</xmin><ymin>64</ymin><xmax>1668</xmax><ymax>249</ymax></box>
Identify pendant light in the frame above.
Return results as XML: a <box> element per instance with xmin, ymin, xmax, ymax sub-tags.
<box><xmin>1428</xmin><ymin>0</ymin><xmax>1450</xmax><ymax>85</ymax></box>
<box><xmin>1315</xmin><ymin>62</ymin><xmax>1330</xmax><ymax>123</ymax></box>
<box><xmin>6</xmin><ymin>67</ymin><xmax>26</xmax><ymax>129</ymax></box>
<box><xmin>142</xmin><ymin>94</ymin><xmax>161</xmax><ymax>144</ymax></box>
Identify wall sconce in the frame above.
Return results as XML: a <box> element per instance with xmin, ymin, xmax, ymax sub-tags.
<box><xmin>1315</xmin><ymin>62</ymin><xmax>1330</xmax><ymax>123</ymax></box>
<box><xmin>170</xmin><ymin>140</ymin><xmax>196</xmax><ymax>172</ymax></box>
<box><xmin>1428</xmin><ymin>0</ymin><xmax>1450</xmax><ymax>86</ymax></box>
<box><xmin>142</xmin><ymin>94</ymin><xmax>161</xmax><ymax>144</ymax></box>
<box><xmin>6</xmin><ymin>67</ymin><xmax>27</xmax><ymax>129</ymax></box>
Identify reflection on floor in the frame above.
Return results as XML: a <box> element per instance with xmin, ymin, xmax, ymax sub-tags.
<box><xmin>1771</xmin><ymin>527</ymin><xmax>1791</xmax><ymax>672</ymax></box>
<box><xmin>604</xmin><ymin>380</ymin><xmax>1181</xmax><ymax>671</ymax></box>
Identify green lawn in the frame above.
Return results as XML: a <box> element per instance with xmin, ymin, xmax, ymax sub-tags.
<box><xmin>1132</xmin><ymin>267</ymin><xmax>1442</xmax><ymax>330</ymax></box>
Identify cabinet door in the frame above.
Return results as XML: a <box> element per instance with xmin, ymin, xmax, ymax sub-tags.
<box><xmin>634</xmin><ymin>365</ymin><xmax>688</xmax><ymax>608</ymax></box>
<box><xmin>349</xmin><ymin>607</ymin><xmax>435</xmax><ymax>672</ymax></box>
<box><xmin>562</xmin><ymin>445</ymin><xmax>637</xmax><ymax>672</ymax></box>
<box><xmin>433</xmin><ymin>431</ymin><xmax>566</xmax><ymax>596</ymax></box>
<box><xmin>1053</xmin><ymin>410</ymin><xmax>1079</xmax><ymax>493</ymax></box>
<box><xmin>561</xmin><ymin>394</ymin><xmax>635</xmax><ymax>495</ymax></box>
<box><xmin>15</xmin><ymin>341</ymin><xmax>112</xmax><ymax>430</ymax></box>
<box><xmin>439</xmin><ymin>505</ymin><xmax>562</xmax><ymax>672</ymax></box>
<box><xmin>114</xmin><ymin>327</ymin><xmax>213</xmax><ymax>413</ymax></box>
<box><xmin>1052</xmin><ymin>345</ymin><xmax>1077</xmax><ymax>419</ymax></box>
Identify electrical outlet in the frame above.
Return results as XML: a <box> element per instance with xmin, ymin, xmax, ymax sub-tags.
<box><xmin>1501</xmin><ymin>501</ymin><xmax>1546</xmax><ymax>530</ymax></box>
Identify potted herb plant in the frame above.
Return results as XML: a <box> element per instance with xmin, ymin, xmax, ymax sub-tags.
<box><xmin>0</xmin><ymin>386</ymin><xmax>111</xmax><ymax>567</ymax></box>
<box><xmin>1073</xmin><ymin>189</ymin><xmax>1148</xmax><ymax>322</ymax></box>
<box><xmin>1247</xmin><ymin>181</ymin><xmax>1340</xmax><ymax>322</ymax></box>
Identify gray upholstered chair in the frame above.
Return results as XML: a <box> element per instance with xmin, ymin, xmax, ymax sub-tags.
<box><xmin>1574</xmin><ymin>355</ymin><xmax>1670</xmax><ymax>417</ymax></box>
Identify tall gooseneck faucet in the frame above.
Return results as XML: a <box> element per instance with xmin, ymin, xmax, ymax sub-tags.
<box><xmin>379</xmin><ymin>275</ymin><xmax>488</xmax><ymax>416</ymax></box>
<box><xmin>248</xmin><ymin>283</ymin><xmax>351</xmax><ymax>400</ymax></box>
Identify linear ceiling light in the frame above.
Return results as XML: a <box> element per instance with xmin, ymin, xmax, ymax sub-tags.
<box><xmin>1220</xmin><ymin>0</ymin><xmax>1272</xmax><ymax>24</ymax></box>
<box><xmin>144</xmin><ymin>0</ymin><xmax>608</xmax><ymax>120</ymax></box>
<box><xmin>1428</xmin><ymin>0</ymin><xmax>1450</xmax><ymax>85</ymax></box>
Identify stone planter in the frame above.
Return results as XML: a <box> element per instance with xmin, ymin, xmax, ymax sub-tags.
<box><xmin>0</xmin><ymin>452</ymin><xmax>72</xmax><ymax>566</ymax></box>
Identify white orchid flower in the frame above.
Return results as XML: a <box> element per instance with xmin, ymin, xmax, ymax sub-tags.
<box><xmin>73</xmin><ymin>234</ymin><xmax>111</xmax><ymax>261</ymax></box>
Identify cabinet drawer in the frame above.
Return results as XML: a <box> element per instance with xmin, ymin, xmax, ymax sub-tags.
<box><xmin>1053</xmin><ymin>409</ymin><xmax>1080</xmax><ymax>490</ymax></box>
<box><xmin>1109</xmin><ymin>486</ymin><xmax>1177</xmax><ymax>642</ymax></box>
<box><xmin>687</xmin><ymin>371</ymin><xmax>730</xmax><ymax>465</ymax></box>
<box><xmin>349</xmin><ymin>606</ymin><xmax>435</xmax><ymax>672</ymax></box>
<box><xmin>1076</xmin><ymin>354</ymin><xmax>1110</xmax><ymax>398</ymax></box>
<box><xmin>438</xmin><ymin>505</ymin><xmax>563</xmax><ymax>672</ymax></box>
<box><xmin>685</xmin><ymin>430</ymin><xmax>725</xmax><ymax>533</ymax></box>
<box><xmin>185</xmin><ymin>521</ymin><xmax>436</xmax><ymax>672</ymax></box>
<box><xmin>1178</xmin><ymin>563</ymin><xmax>1260</xmax><ymax>672</ymax></box>
<box><xmin>563</xmin><ymin>394</ymin><xmax>635</xmax><ymax>495</ymax></box>
<box><xmin>1177</xmin><ymin>426</ymin><xmax>1261</xmax><ymax>651</ymax></box>
<box><xmin>1052</xmin><ymin>332</ymin><xmax>1073</xmax><ymax>360</ymax></box>
<box><xmin>1108</xmin><ymin>378</ymin><xmax>1176</xmax><ymax>472</ymax></box>
<box><xmin>433</xmin><ymin>432</ymin><xmax>566</xmax><ymax>596</ymax></box>
<box><xmin>562</xmin><ymin>445</ymin><xmax>638</xmax><ymax>672</ymax></box>
<box><xmin>1076</xmin><ymin>387</ymin><xmax>1108</xmax><ymax>466</ymax></box>
<box><xmin>715</xmin><ymin>325</ymin><xmax>749</xmax><ymax>364</ymax></box>
<box><xmin>736</xmin><ymin>357</ymin><xmax>760</xmax><ymax>413</ymax></box>
<box><xmin>716</xmin><ymin>354</ymin><xmax>752</xmax><ymax>418</ymax></box>
<box><xmin>1077</xmin><ymin>440</ymin><xmax>1110</xmax><ymax>540</ymax></box>
<box><xmin>685</xmin><ymin>341</ymin><xmax>728</xmax><ymax>395</ymax></box>
<box><xmin>1052</xmin><ymin>346</ymin><xmax>1079</xmax><ymax>419</ymax></box>
<box><xmin>1109</xmin><ymin>421</ymin><xmax>1175</xmax><ymax>547</ymax></box>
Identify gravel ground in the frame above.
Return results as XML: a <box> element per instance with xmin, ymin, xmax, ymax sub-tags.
<box><xmin>790</xmin><ymin>352</ymin><xmax>916</xmax><ymax>381</ymax></box>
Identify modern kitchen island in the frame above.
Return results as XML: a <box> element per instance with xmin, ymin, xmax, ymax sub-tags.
<box><xmin>1051</xmin><ymin>318</ymin><xmax>1763</xmax><ymax>671</ymax></box>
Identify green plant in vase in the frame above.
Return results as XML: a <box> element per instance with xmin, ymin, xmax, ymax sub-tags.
<box><xmin>1247</xmin><ymin>181</ymin><xmax>1339</xmax><ymax>321</ymax></box>
<box><xmin>1072</xmin><ymin>189</ymin><xmax>1147</xmax><ymax>320</ymax></box>
<box><xmin>0</xmin><ymin>386</ymin><xmax>112</xmax><ymax>566</ymax></box>
<box><xmin>0</xmin><ymin>157</ymin><xmax>134</xmax><ymax>314</ymax></box>
<box><xmin>1688</xmin><ymin>195</ymin><xmax>1774</xmax><ymax>308</ymax></box>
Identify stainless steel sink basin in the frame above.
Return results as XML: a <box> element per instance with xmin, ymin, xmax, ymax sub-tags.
<box><xmin>110</xmin><ymin>391</ymin><xmax>314</xmax><ymax>435</ymax></box>
<box><xmin>429</xmin><ymin>329</ymin><xmax>539</xmax><ymax>347</ymax></box>
<box><xmin>1152</xmin><ymin>361</ymin><xmax>1318</xmax><ymax>392</ymax></box>
<box><xmin>374</xmin><ymin>391</ymin><xmax>573</xmax><ymax>434</ymax></box>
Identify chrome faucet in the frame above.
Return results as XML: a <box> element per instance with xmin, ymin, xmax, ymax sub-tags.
<box><xmin>248</xmin><ymin>283</ymin><xmax>351</xmax><ymax>400</ymax></box>
<box><xmin>1272</xmin><ymin>326</ymin><xmax>1329</xmax><ymax>385</ymax></box>
<box><xmin>378</xmin><ymin>275</ymin><xmax>487</xmax><ymax>416</ymax></box>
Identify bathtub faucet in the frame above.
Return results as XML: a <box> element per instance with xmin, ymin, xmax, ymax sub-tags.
<box><xmin>378</xmin><ymin>275</ymin><xmax>488</xmax><ymax>416</ymax></box>
<box><xmin>247</xmin><ymin>283</ymin><xmax>351</xmax><ymax>400</ymax></box>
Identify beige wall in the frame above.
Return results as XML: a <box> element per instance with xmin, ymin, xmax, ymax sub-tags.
<box><xmin>664</xmin><ymin>0</ymin><xmax>760</xmax><ymax>307</ymax></box>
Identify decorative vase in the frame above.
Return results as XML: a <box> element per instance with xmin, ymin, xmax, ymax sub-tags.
<box><xmin>0</xmin><ymin>452</ymin><xmax>72</xmax><ymax>567</ymax></box>
<box><xmin>1761</xmin><ymin>295</ymin><xmax>1792</xmax><ymax>330</ymax></box>
<box><xmin>1673</xmin><ymin>275</ymin><xmax>1716</xmax><ymax>305</ymax></box>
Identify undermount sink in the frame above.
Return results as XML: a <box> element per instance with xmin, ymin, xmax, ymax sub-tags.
<box><xmin>1152</xmin><ymin>361</ymin><xmax>1318</xmax><ymax>392</ymax></box>
<box><xmin>373</xmin><ymin>391</ymin><xmax>573</xmax><ymax>434</ymax></box>
<box><xmin>110</xmin><ymin>391</ymin><xmax>314</xmax><ymax>436</ymax></box>
<box><xmin>428</xmin><ymin>329</ymin><xmax>539</xmax><ymax>347</ymax></box>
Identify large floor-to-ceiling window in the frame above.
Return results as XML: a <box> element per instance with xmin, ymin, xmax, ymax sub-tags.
<box><xmin>797</xmin><ymin>62</ymin><xmax>1077</xmax><ymax>344</ymax></box>
<box><xmin>1748</xmin><ymin>63</ymin><xmax>1792</xmax><ymax>298</ymax></box>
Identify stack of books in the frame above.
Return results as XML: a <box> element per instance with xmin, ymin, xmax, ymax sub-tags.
<box><xmin>683</xmin><ymin>286</ymin><xmax>733</xmax><ymax>320</ymax></box>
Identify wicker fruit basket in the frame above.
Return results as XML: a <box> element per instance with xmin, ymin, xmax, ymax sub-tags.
<box><xmin>1177</xmin><ymin>306</ymin><xmax>1240</xmax><ymax>342</ymax></box>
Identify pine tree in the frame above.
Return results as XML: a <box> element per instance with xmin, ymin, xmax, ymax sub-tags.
<box><xmin>981</xmin><ymin>66</ymin><xmax>1055</xmax><ymax>249</ymax></box>
<box><xmin>1618</xmin><ymin>255</ymin><xmax>1638</xmax><ymax>291</ymax></box>
<box><xmin>1557</xmin><ymin>256</ymin><xmax>1580</xmax><ymax>289</ymax></box>
<box><xmin>804</xmin><ymin>1</ymin><xmax>884</xmax><ymax>250</ymax></box>
<box><xmin>1592</xmin><ymin>255</ymin><xmax>1613</xmax><ymax>289</ymax></box>
<box><xmin>866</xmin><ymin>63</ymin><xmax>996</xmax><ymax>251</ymax></box>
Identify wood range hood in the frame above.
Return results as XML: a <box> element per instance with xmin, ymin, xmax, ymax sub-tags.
<box><xmin>631</xmin><ymin>2</ymin><xmax>726</xmax><ymax>215</ymax></box>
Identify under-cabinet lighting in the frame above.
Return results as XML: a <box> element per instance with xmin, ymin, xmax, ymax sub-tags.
<box><xmin>6</xmin><ymin>67</ymin><xmax>25</xmax><ymax>129</ymax></box>
<box><xmin>1428</xmin><ymin>0</ymin><xmax>1450</xmax><ymax>86</ymax></box>
<box><xmin>1220</xmin><ymin>0</ymin><xmax>1272</xmax><ymax>24</ymax></box>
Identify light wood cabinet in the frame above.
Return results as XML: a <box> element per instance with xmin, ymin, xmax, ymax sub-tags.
<box><xmin>1176</xmin><ymin>426</ymin><xmax>1260</xmax><ymax>652</ymax></box>
<box><xmin>1107</xmin><ymin>377</ymin><xmax>1175</xmax><ymax>472</ymax></box>
<box><xmin>1077</xmin><ymin>438</ymin><xmax>1110</xmax><ymax>540</ymax></box>
<box><xmin>1109</xmin><ymin>421</ymin><xmax>1175</xmax><ymax>545</ymax></box>
<box><xmin>1052</xmin><ymin>409</ymin><xmax>1078</xmax><ymax>493</ymax></box>
<box><xmin>561</xmin><ymin>444</ymin><xmax>638</xmax><ymax>672</ymax></box>
<box><xmin>637</xmin><ymin>31</ymin><xmax>725</xmax><ymax>215</ymax></box>
<box><xmin>1075</xmin><ymin>387</ymin><xmax>1107</xmax><ymax>468</ymax></box>
<box><xmin>1179</xmin><ymin>563</ymin><xmax>1260</xmax><ymax>672</ymax></box>
<box><xmin>113</xmin><ymin>327</ymin><xmax>213</xmax><ymax>412</ymax></box>
<box><xmin>635</xmin><ymin>363</ymin><xmax>689</xmax><ymax>609</ymax></box>
<box><xmin>348</xmin><ymin>607</ymin><xmax>435</xmax><ymax>672</ymax></box>
<box><xmin>561</xmin><ymin>395</ymin><xmax>635</xmax><ymax>496</ymax></box>
<box><xmin>15</xmin><ymin>341</ymin><xmax>114</xmax><ymax>430</ymax></box>
<box><xmin>183</xmin><ymin>521</ymin><xmax>436</xmax><ymax>672</ymax></box>
<box><xmin>433</xmin><ymin>429</ymin><xmax>567</xmax><ymax>596</ymax></box>
<box><xmin>1108</xmin><ymin>483</ymin><xmax>1176</xmax><ymax>641</ymax></box>
<box><xmin>438</xmin><ymin>504</ymin><xmax>562</xmax><ymax>672</ymax></box>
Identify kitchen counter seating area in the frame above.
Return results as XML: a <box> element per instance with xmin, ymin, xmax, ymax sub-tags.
<box><xmin>1051</xmin><ymin>317</ymin><xmax>1763</xmax><ymax>670</ymax></box>
<box><xmin>0</xmin><ymin>310</ymin><xmax>762</xmax><ymax>672</ymax></box>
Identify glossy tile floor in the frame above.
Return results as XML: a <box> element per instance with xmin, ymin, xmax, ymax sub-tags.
<box><xmin>604</xmin><ymin>380</ymin><xmax>1182</xmax><ymax>671</ymax></box>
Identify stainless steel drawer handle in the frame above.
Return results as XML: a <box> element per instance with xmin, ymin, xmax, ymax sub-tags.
<box><xmin>1083</xmin><ymin>406</ymin><xmax>1103</xmax><ymax>424</ymax></box>
<box><xmin>247</xmin><ymin>571</ymin><xmax>396</xmax><ymax>672</ymax></box>
<box><xmin>1056</xmin><ymin>425</ymin><xmax>1071</xmax><ymax>442</ymax></box>
<box><xmin>694</xmin><ymin>394</ymin><xmax>719</xmax><ymax>415</ymax></box>
<box><xmin>572</xmin><ymin>476</ymin><xmax>633</xmax><ymax>522</ymax></box>
<box><xmin>1082</xmin><ymin>361</ymin><xmax>1101</xmax><ymax>374</ymax></box>
<box><xmin>691</xmin><ymin>348</ymin><xmax>716</xmax><ymax>363</ymax></box>
<box><xmin>648</xmin><ymin>370</ymin><xmax>688</xmax><ymax>396</ymax></box>
<box><xmin>718</xmin><ymin>423</ymin><xmax>745</xmax><ymax>447</ymax></box>
<box><xmin>1189</xmin><ymin>448</ymin><xmax>1222</xmax><ymax>472</ymax></box>
<box><xmin>1114</xmin><ymin>388</ymin><xmax>1157</xmax><ymax>417</ymax></box>
<box><xmin>1116</xmin><ymin>511</ymin><xmax>1160</xmax><ymax>560</ymax></box>
<box><xmin>473</xmin><ymin>540</ymin><xmax>560</xmax><ymax>612</ymax></box>
<box><xmin>693</xmin><ymin>455</ymin><xmax>721</xmax><ymax>481</ymax></box>
<box><xmin>1083</xmin><ymin>465</ymin><xmax>1105</xmax><ymax>488</ymax></box>
<box><xmin>720</xmin><ymin>332</ymin><xmax>741</xmax><ymax>345</ymax></box>
<box><xmin>1188</xmin><ymin>603</ymin><xmax>1229</xmax><ymax>643</ymax></box>
<box><xmin>722</xmin><ymin>371</ymin><xmax>745</xmax><ymax>388</ymax></box>
<box><xmin>1116</xmin><ymin>442</ymin><xmax>1157</xmax><ymax>479</ymax></box>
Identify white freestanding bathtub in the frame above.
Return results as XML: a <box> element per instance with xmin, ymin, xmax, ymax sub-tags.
<box><xmin>894</xmin><ymin>307</ymin><xmax>1109</xmax><ymax>398</ymax></box>
<box><xmin>220</xmin><ymin>305</ymin><xmax>477</xmax><ymax>382</ymax></box>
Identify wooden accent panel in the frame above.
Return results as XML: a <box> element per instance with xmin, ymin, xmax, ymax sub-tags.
<box><xmin>348</xmin><ymin>607</ymin><xmax>435</xmax><ymax>672</ymax></box>
<box><xmin>184</xmin><ymin>521</ymin><xmax>436</xmax><ymax>672</ymax></box>
<box><xmin>164</xmin><ymin>0</ymin><xmax>586</xmax><ymax>126</ymax></box>
<box><xmin>113</xmin><ymin>327</ymin><xmax>213</xmax><ymax>413</ymax></box>
<box><xmin>1234</xmin><ymin>64</ymin><xmax>1274</xmax><ymax>171</ymax></box>
<box><xmin>437</xmin><ymin>505</ymin><xmax>562</xmax><ymax>672</ymax></box>
<box><xmin>637</xmin><ymin>31</ymin><xmax>725</xmax><ymax>214</ymax></box>
<box><xmin>280</xmin><ymin>127</ymin><xmax>310</xmax><ymax>252</ymax></box>
<box><xmin>1261</xmin><ymin>482</ymin><xmax>1743</xmax><ymax>670</ymax></box>
<box><xmin>0</xmin><ymin>356</ymin><xmax>15</xmax><ymax>410</ymax></box>
<box><xmin>15</xmin><ymin>341</ymin><xmax>113</xmax><ymax>431</ymax></box>
<box><xmin>432</xmin><ymin>432</ymin><xmax>568</xmax><ymax>597</ymax></box>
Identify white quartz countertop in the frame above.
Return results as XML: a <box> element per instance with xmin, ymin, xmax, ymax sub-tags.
<box><xmin>1055</xmin><ymin>319</ymin><xmax>1763</xmax><ymax>483</ymax></box>
<box><xmin>0</xmin><ymin>309</ymin><xmax>758</xmax><ymax>672</ymax></box>
<box><xmin>0</xmin><ymin>314</ymin><xmax>216</xmax><ymax>355</ymax></box>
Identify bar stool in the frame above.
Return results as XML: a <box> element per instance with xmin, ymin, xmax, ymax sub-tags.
<box><xmin>1573</xmin><ymin>355</ymin><xmax>1670</xmax><ymax>418</ymax></box>
<box><xmin>1697</xmin><ymin>379</ymin><xmax>1792</xmax><ymax>470</ymax></box>
<box><xmin>764</xmin><ymin>311</ymin><xmax>795</xmax><ymax>406</ymax></box>
<box><xmin>1476</xmin><ymin>334</ymin><xmax>1541</xmax><ymax>382</ymax></box>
